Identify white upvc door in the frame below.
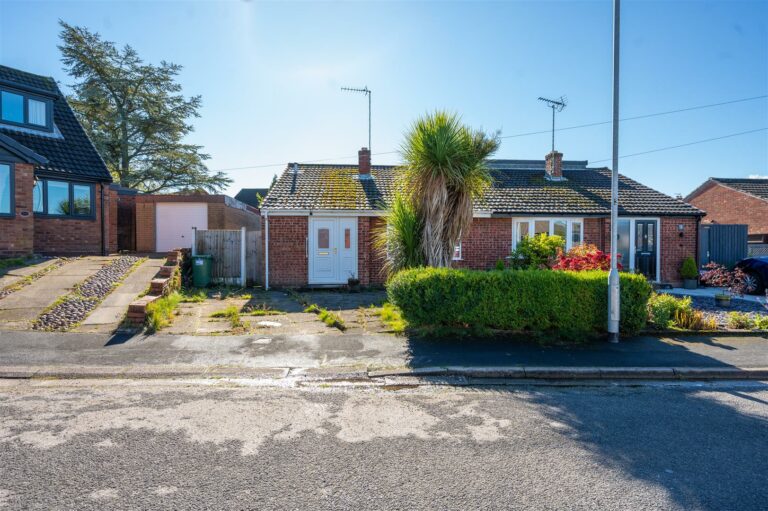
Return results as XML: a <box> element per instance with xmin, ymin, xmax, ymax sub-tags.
<box><xmin>308</xmin><ymin>217</ymin><xmax>358</xmax><ymax>284</ymax></box>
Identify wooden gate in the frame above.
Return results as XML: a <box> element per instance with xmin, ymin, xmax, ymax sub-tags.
<box><xmin>699</xmin><ymin>224</ymin><xmax>748</xmax><ymax>268</ymax></box>
<box><xmin>194</xmin><ymin>228</ymin><xmax>261</xmax><ymax>285</ymax></box>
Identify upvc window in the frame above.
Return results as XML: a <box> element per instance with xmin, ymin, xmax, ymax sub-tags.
<box><xmin>34</xmin><ymin>179</ymin><xmax>94</xmax><ymax>218</ymax></box>
<box><xmin>0</xmin><ymin>163</ymin><xmax>12</xmax><ymax>216</ymax></box>
<box><xmin>513</xmin><ymin>218</ymin><xmax>584</xmax><ymax>251</ymax></box>
<box><xmin>453</xmin><ymin>241</ymin><xmax>462</xmax><ymax>261</ymax></box>
<box><xmin>0</xmin><ymin>87</ymin><xmax>52</xmax><ymax>131</ymax></box>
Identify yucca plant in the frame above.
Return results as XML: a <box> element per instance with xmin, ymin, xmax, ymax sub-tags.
<box><xmin>400</xmin><ymin>111</ymin><xmax>499</xmax><ymax>267</ymax></box>
<box><xmin>373</xmin><ymin>191</ymin><xmax>425</xmax><ymax>274</ymax></box>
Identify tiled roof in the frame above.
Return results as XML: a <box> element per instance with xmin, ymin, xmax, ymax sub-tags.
<box><xmin>711</xmin><ymin>178</ymin><xmax>768</xmax><ymax>202</ymax></box>
<box><xmin>0</xmin><ymin>65</ymin><xmax>111</xmax><ymax>182</ymax></box>
<box><xmin>234</xmin><ymin>188</ymin><xmax>270</xmax><ymax>208</ymax></box>
<box><xmin>261</xmin><ymin>160</ymin><xmax>703</xmax><ymax>217</ymax></box>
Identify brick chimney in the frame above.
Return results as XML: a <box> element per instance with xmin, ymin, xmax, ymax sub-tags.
<box><xmin>358</xmin><ymin>147</ymin><xmax>371</xmax><ymax>176</ymax></box>
<box><xmin>545</xmin><ymin>150</ymin><xmax>563</xmax><ymax>179</ymax></box>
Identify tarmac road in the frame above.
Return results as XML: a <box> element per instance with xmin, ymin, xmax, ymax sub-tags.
<box><xmin>1</xmin><ymin>379</ymin><xmax>767</xmax><ymax>510</ymax></box>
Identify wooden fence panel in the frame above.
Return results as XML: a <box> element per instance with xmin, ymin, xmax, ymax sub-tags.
<box><xmin>194</xmin><ymin>228</ymin><xmax>262</xmax><ymax>285</ymax></box>
<box><xmin>246</xmin><ymin>230</ymin><xmax>261</xmax><ymax>285</ymax></box>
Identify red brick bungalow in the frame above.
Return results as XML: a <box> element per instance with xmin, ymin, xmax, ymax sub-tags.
<box><xmin>685</xmin><ymin>178</ymin><xmax>768</xmax><ymax>243</ymax></box>
<box><xmin>260</xmin><ymin>148</ymin><xmax>704</xmax><ymax>288</ymax></box>
<box><xmin>0</xmin><ymin>65</ymin><xmax>114</xmax><ymax>256</ymax></box>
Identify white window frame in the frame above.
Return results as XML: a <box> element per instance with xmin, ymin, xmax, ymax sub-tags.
<box><xmin>453</xmin><ymin>241</ymin><xmax>462</xmax><ymax>261</ymax></box>
<box><xmin>512</xmin><ymin>217</ymin><xmax>585</xmax><ymax>252</ymax></box>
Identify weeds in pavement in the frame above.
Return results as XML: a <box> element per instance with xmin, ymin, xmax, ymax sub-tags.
<box><xmin>210</xmin><ymin>305</ymin><xmax>244</xmax><ymax>329</ymax></box>
<box><xmin>180</xmin><ymin>288</ymin><xmax>207</xmax><ymax>303</ymax></box>
<box><xmin>378</xmin><ymin>303</ymin><xmax>407</xmax><ymax>333</ymax></box>
<box><xmin>304</xmin><ymin>303</ymin><xmax>346</xmax><ymax>330</ymax></box>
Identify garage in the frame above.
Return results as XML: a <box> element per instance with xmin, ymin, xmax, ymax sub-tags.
<box><xmin>155</xmin><ymin>203</ymin><xmax>208</xmax><ymax>252</ymax></box>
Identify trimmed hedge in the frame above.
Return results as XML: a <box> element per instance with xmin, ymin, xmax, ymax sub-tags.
<box><xmin>387</xmin><ymin>268</ymin><xmax>652</xmax><ymax>338</ymax></box>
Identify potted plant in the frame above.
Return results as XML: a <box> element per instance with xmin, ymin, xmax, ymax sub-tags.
<box><xmin>680</xmin><ymin>256</ymin><xmax>699</xmax><ymax>290</ymax></box>
<box><xmin>347</xmin><ymin>272</ymin><xmax>361</xmax><ymax>293</ymax></box>
<box><xmin>700</xmin><ymin>262</ymin><xmax>748</xmax><ymax>307</ymax></box>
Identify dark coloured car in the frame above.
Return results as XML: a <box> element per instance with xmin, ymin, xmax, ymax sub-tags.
<box><xmin>736</xmin><ymin>256</ymin><xmax>768</xmax><ymax>294</ymax></box>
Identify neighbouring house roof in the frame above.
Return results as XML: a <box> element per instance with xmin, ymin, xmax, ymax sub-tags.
<box><xmin>686</xmin><ymin>177</ymin><xmax>768</xmax><ymax>203</ymax></box>
<box><xmin>261</xmin><ymin>160</ymin><xmax>703</xmax><ymax>217</ymax></box>
<box><xmin>234</xmin><ymin>188</ymin><xmax>270</xmax><ymax>208</ymax></box>
<box><xmin>0</xmin><ymin>65</ymin><xmax>112</xmax><ymax>183</ymax></box>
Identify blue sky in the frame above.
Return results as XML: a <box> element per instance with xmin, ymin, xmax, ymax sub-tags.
<box><xmin>1</xmin><ymin>0</ymin><xmax>766</xmax><ymax>198</ymax></box>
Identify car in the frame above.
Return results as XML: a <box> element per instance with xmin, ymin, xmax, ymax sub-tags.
<box><xmin>735</xmin><ymin>256</ymin><xmax>768</xmax><ymax>295</ymax></box>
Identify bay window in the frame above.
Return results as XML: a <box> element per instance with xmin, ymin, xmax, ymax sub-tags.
<box><xmin>33</xmin><ymin>179</ymin><xmax>94</xmax><ymax>218</ymax></box>
<box><xmin>513</xmin><ymin>218</ymin><xmax>584</xmax><ymax>251</ymax></box>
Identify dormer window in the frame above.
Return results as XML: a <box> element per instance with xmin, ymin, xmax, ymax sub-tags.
<box><xmin>0</xmin><ymin>87</ymin><xmax>52</xmax><ymax>131</ymax></box>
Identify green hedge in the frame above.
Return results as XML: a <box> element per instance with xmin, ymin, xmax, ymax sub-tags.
<box><xmin>387</xmin><ymin>268</ymin><xmax>652</xmax><ymax>338</ymax></box>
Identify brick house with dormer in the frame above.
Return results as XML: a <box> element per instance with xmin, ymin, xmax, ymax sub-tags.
<box><xmin>0</xmin><ymin>65</ymin><xmax>114</xmax><ymax>256</ymax></box>
<box><xmin>260</xmin><ymin>147</ymin><xmax>704</xmax><ymax>288</ymax></box>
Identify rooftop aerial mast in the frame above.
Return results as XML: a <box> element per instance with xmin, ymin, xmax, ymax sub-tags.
<box><xmin>537</xmin><ymin>96</ymin><xmax>568</xmax><ymax>153</ymax></box>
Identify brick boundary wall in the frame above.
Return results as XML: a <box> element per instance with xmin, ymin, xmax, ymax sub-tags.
<box><xmin>0</xmin><ymin>163</ymin><xmax>34</xmax><ymax>256</ymax></box>
<box><xmin>687</xmin><ymin>182</ymin><xmax>768</xmax><ymax>238</ymax></box>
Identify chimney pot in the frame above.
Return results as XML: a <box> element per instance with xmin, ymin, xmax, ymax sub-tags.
<box><xmin>545</xmin><ymin>151</ymin><xmax>563</xmax><ymax>179</ymax></box>
<box><xmin>358</xmin><ymin>147</ymin><xmax>371</xmax><ymax>176</ymax></box>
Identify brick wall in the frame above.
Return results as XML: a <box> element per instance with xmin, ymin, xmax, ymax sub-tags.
<box><xmin>265</xmin><ymin>215</ymin><xmax>307</xmax><ymax>287</ymax></box>
<box><xmin>660</xmin><ymin>216</ymin><xmax>698</xmax><ymax>284</ymax></box>
<box><xmin>0</xmin><ymin>163</ymin><xmax>34</xmax><ymax>256</ymax></box>
<box><xmin>687</xmin><ymin>182</ymin><xmax>768</xmax><ymax>237</ymax></box>
<box><xmin>33</xmin><ymin>183</ymin><xmax>108</xmax><ymax>255</ymax></box>
<box><xmin>583</xmin><ymin>217</ymin><xmax>606</xmax><ymax>249</ymax></box>
<box><xmin>453</xmin><ymin>217</ymin><xmax>513</xmax><ymax>270</ymax></box>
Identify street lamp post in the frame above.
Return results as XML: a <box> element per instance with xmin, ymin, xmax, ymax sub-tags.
<box><xmin>608</xmin><ymin>0</ymin><xmax>621</xmax><ymax>343</ymax></box>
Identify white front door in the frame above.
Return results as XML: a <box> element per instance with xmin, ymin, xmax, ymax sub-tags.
<box><xmin>156</xmin><ymin>203</ymin><xmax>208</xmax><ymax>252</ymax></box>
<box><xmin>308</xmin><ymin>217</ymin><xmax>358</xmax><ymax>284</ymax></box>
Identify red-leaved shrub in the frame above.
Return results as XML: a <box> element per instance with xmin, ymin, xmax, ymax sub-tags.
<box><xmin>552</xmin><ymin>244</ymin><xmax>622</xmax><ymax>272</ymax></box>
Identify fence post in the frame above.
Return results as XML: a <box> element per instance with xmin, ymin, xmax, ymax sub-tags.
<box><xmin>192</xmin><ymin>227</ymin><xmax>197</xmax><ymax>257</ymax></box>
<box><xmin>241</xmin><ymin>227</ymin><xmax>247</xmax><ymax>287</ymax></box>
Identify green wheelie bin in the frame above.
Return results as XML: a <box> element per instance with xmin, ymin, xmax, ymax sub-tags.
<box><xmin>192</xmin><ymin>254</ymin><xmax>213</xmax><ymax>287</ymax></box>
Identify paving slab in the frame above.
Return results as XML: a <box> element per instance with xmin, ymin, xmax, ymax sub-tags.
<box><xmin>0</xmin><ymin>257</ymin><xmax>114</xmax><ymax>330</ymax></box>
<box><xmin>76</xmin><ymin>257</ymin><xmax>164</xmax><ymax>333</ymax></box>
<box><xmin>0</xmin><ymin>258</ymin><xmax>60</xmax><ymax>290</ymax></box>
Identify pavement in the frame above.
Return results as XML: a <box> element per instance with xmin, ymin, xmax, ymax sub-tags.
<box><xmin>0</xmin><ymin>258</ymin><xmax>60</xmax><ymax>290</ymax></box>
<box><xmin>0</xmin><ymin>257</ymin><xmax>114</xmax><ymax>330</ymax></box>
<box><xmin>0</xmin><ymin>379</ymin><xmax>766</xmax><ymax>510</ymax></box>
<box><xmin>0</xmin><ymin>328</ymin><xmax>766</xmax><ymax>380</ymax></box>
<box><xmin>74</xmin><ymin>257</ymin><xmax>164</xmax><ymax>334</ymax></box>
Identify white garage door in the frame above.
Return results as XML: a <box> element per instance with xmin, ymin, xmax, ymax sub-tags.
<box><xmin>155</xmin><ymin>203</ymin><xmax>208</xmax><ymax>252</ymax></box>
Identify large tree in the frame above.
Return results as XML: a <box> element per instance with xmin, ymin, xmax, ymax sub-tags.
<box><xmin>58</xmin><ymin>21</ymin><xmax>231</xmax><ymax>193</ymax></box>
<box><xmin>400</xmin><ymin>111</ymin><xmax>499</xmax><ymax>268</ymax></box>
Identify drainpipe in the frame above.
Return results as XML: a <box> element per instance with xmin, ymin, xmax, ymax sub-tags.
<box><xmin>100</xmin><ymin>183</ymin><xmax>106</xmax><ymax>256</ymax></box>
<box><xmin>264</xmin><ymin>211</ymin><xmax>270</xmax><ymax>290</ymax></box>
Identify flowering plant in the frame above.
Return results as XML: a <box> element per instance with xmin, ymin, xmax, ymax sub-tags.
<box><xmin>552</xmin><ymin>244</ymin><xmax>622</xmax><ymax>272</ymax></box>
<box><xmin>699</xmin><ymin>262</ymin><xmax>748</xmax><ymax>297</ymax></box>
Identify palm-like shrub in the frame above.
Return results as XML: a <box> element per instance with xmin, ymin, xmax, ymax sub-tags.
<box><xmin>400</xmin><ymin>111</ymin><xmax>499</xmax><ymax>267</ymax></box>
<box><xmin>373</xmin><ymin>191</ymin><xmax>425</xmax><ymax>274</ymax></box>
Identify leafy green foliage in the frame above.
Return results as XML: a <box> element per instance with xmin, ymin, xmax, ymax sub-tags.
<box><xmin>754</xmin><ymin>315</ymin><xmax>768</xmax><ymax>330</ymax></box>
<box><xmin>387</xmin><ymin>268</ymin><xmax>652</xmax><ymax>339</ymax></box>
<box><xmin>647</xmin><ymin>293</ymin><xmax>692</xmax><ymax>329</ymax></box>
<box><xmin>378</xmin><ymin>303</ymin><xmax>407</xmax><ymax>333</ymax></box>
<box><xmin>145</xmin><ymin>292</ymin><xmax>181</xmax><ymax>332</ymax></box>
<box><xmin>374</xmin><ymin>192</ymin><xmax>425</xmax><ymax>274</ymax></box>
<box><xmin>59</xmin><ymin>22</ymin><xmax>231</xmax><ymax>193</ymax></box>
<box><xmin>727</xmin><ymin>311</ymin><xmax>755</xmax><ymax>330</ymax></box>
<box><xmin>680</xmin><ymin>256</ymin><xmax>699</xmax><ymax>280</ymax></box>
<box><xmin>210</xmin><ymin>305</ymin><xmax>243</xmax><ymax>328</ymax></box>
<box><xmin>495</xmin><ymin>259</ymin><xmax>506</xmax><ymax>271</ymax></box>
<box><xmin>508</xmin><ymin>234</ymin><xmax>565</xmax><ymax>269</ymax></box>
<box><xmin>400</xmin><ymin>111</ymin><xmax>499</xmax><ymax>267</ymax></box>
<box><xmin>180</xmin><ymin>288</ymin><xmax>207</xmax><ymax>303</ymax></box>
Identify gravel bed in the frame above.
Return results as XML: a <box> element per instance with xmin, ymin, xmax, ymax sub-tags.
<box><xmin>677</xmin><ymin>294</ymin><xmax>768</xmax><ymax>329</ymax></box>
<box><xmin>34</xmin><ymin>256</ymin><xmax>141</xmax><ymax>331</ymax></box>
